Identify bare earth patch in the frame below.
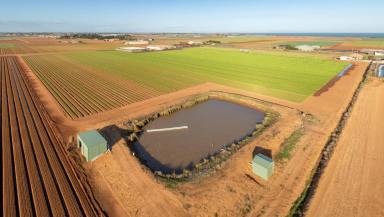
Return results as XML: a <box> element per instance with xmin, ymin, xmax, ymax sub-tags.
<box><xmin>306</xmin><ymin>78</ymin><xmax>384</xmax><ymax>217</ymax></box>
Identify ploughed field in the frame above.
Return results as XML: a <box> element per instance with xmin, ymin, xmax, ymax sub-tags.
<box><xmin>23</xmin><ymin>47</ymin><xmax>348</xmax><ymax>118</ymax></box>
<box><xmin>134</xmin><ymin>99</ymin><xmax>265</xmax><ymax>173</ymax></box>
<box><xmin>0</xmin><ymin>37</ymin><xmax>120</xmax><ymax>55</ymax></box>
<box><xmin>307</xmin><ymin>79</ymin><xmax>384</xmax><ymax>217</ymax></box>
<box><xmin>24</xmin><ymin>55</ymin><xmax>162</xmax><ymax>119</ymax></box>
<box><xmin>1</xmin><ymin>56</ymin><xmax>101</xmax><ymax>216</ymax></box>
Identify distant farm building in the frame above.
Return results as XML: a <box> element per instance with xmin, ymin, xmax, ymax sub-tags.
<box><xmin>78</xmin><ymin>130</ymin><xmax>108</xmax><ymax>162</ymax></box>
<box><xmin>360</xmin><ymin>49</ymin><xmax>384</xmax><ymax>55</ymax></box>
<box><xmin>59</xmin><ymin>40</ymin><xmax>81</xmax><ymax>44</ymax></box>
<box><xmin>351</xmin><ymin>52</ymin><xmax>364</xmax><ymax>60</ymax></box>
<box><xmin>273</xmin><ymin>44</ymin><xmax>316</xmax><ymax>51</ymax></box>
<box><xmin>187</xmin><ymin>41</ymin><xmax>203</xmax><ymax>45</ymax></box>
<box><xmin>146</xmin><ymin>45</ymin><xmax>176</xmax><ymax>51</ymax></box>
<box><xmin>273</xmin><ymin>44</ymin><xmax>291</xmax><ymax>50</ymax></box>
<box><xmin>116</xmin><ymin>47</ymin><xmax>147</xmax><ymax>52</ymax></box>
<box><xmin>252</xmin><ymin>153</ymin><xmax>274</xmax><ymax>180</ymax></box>
<box><xmin>378</xmin><ymin>65</ymin><xmax>384</xmax><ymax>77</ymax></box>
<box><xmin>125</xmin><ymin>40</ymin><xmax>149</xmax><ymax>45</ymax></box>
<box><xmin>104</xmin><ymin>39</ymin><xmax>116</xmax><ymax>42</ymax></box>
<box><xmin>295</xmin><ymin>45</ymin><xmax>320</xmax><ymax>52</ymax></box>
<box><xmin>338</xmin><ymin>56</ymin><xmax>354</xmax><ymax>61</ymax></box>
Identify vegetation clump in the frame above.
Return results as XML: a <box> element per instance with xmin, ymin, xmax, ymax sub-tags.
<box><xmin>276</xmin><ymin>128</ymin><xmax>304</xmax><ymax>162</ymax></box>
<box><xmin>60</xmin><ymin>33</ymin><xmax>133</xmax><ymax>40</ymax></box>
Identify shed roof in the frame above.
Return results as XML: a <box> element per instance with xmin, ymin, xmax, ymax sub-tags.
<box><xmin>78</xmin><ymin>130</ymin><xmax>107</xmax><ymax>147</ymax></box>
<box><xmin>253</xmin><ymin>153</ymin><xmax>273</xmax><ymax>168</ymax></box>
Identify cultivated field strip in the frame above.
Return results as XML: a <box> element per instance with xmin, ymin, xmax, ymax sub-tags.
<box><xmin>1</xmin><ymin>56</ymin><xmax>102</xmax><ymax>216</ymax></box>
<box><xmin>64</xmin><ymin>48</ymin><xmax>347</xmax><ymax>101</ymax></box>
<box><xmin>0</xmin><ymin>46</ymin><xmax>40</xmax><ymax>55</ymax></box>
<box><xmin>21</xmin><ymin>47</ymin><xmax>347</xmax><ymax>119</ymax></box>
<box><xmin>23</xmin><ymin>55</ymin><xmax>163</xmax><ymax>119</ymax></box>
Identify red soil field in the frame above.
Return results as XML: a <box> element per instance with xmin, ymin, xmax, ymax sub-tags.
<box><xmin>1</xmin><ymin>56</ymin><xmax>103</xmax><ymax>216</ymax></box>
<box><xmin>306</xmin><ymin>78</ymin><xmax>384</xmax><ymax>217</ymax></box>
<box><xmin>0</xmin><ymin>37</ymin><xmax>120</xmax><ymax>55</ymax></box>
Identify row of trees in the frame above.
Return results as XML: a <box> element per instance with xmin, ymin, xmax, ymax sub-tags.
<box><xmin>60</xmin><ymin>33</ymin><xmax>134</xmax><ymax>40</ymax></box>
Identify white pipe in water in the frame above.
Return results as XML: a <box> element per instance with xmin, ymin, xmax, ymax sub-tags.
<box><xmin>146</xmin><ymin>126</ymin><xmax>188</xmax><ymax>133</ymax></box>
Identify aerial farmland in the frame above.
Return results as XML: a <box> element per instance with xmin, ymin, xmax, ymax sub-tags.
<box><xmin>2</xmin><ymin>2</ymin><xmax>384</xmax><ymax>217</ymax></box>
<box><xmin>1</xmin><ymin>32</ymin><xmax>383</xmax><ymax>217</ymax></box>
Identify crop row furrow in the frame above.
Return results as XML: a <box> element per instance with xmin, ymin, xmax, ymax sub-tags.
<box><xmin>39</xmin><ymin>61</ymin><xmax>116</xmax><ymax>111</ymax></box>
<box><xmin>2</xmin><ymin>56</ymin><xmax>103</xmax><ymax>216</ymax></box>
<box><xmin>25</xmin><ymin>57</ymin><xmax>91</xmax><ymax>117</ymax></box>
<box><xmin>15</xmin><ymin>56</ymin><xmax>100</xmax><ymax>216</ymax></box>
<box><xmin>6</xmin><ymin>57</ymin><xmax>34</xmax><ymax>216</ymax></box>
<box><xmin>23</xmin><ymin>55</ymin><xmax>165</xmax><ymax>118</ymax></box>
<box><xmin>26</xmin><ymin>57</ymin><xmax>110</xmax><ymax>115</ymax></box>
<box><xmin>2</xmin><ymin>57</ymin><xmax>17</xmax><ymax>217</ymax></box>
<box><xmin>49</xmin><ymin>56</ymin><xmax>161</xmax><ymax>103</ymax></box>
<box><xmin>12</xmin><ymin>58</ymin><xmax>85</xmax><ymax>216</ymax></box>
<box><xmin>11</xmin><ymin>57</ymin><xmax>68</xmax><ymax>216</ymax></box>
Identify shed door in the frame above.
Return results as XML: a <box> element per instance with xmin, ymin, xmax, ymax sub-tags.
<box><xmin>83</xmin><ymin>144</ymin><xmax>88</xmax><ymax>161</ymax></box>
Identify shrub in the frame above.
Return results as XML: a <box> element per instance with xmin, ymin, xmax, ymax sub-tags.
<box><xmin>276</xmin><ymin>128</ymin><xmax>304</xmax><ymax>161</ymax></box>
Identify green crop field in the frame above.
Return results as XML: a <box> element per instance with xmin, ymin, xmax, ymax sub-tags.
<box><xmin>348</xmin><ymin>40</ymin><xmax>384</xmax><ymax>47</ymax></box>
<box><xmin>0</xmin><ymin>37</ymin><xmax>15</xmax><ymax>40</ymax></box>
<box><xmin>26</xmin><ymin>47</ymin><xmax>348</xmax><ymax>106</ymax></box>
<box><xmin>0</xmin><ymin>43</ymin><xmax>16</xmax><ymax>48</ymax></box>
<box><xmin>285</xmin><ymin>41</ymin><xmax>341</xmax><ymax>47</ymax></box>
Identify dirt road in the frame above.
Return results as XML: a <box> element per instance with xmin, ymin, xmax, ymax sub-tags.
<box><xmin>88</xmin><ymin>144</ymin><xmax>189</xmax><ymax>217</ymax></box>
<box><xmin>306</xmin><ymin>78</ymin><xmax>384</xmax><ymax>217</ymax></box>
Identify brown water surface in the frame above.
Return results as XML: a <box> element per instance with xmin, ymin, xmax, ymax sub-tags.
<box><xmin>134</xmin><ymin>99</ymin><xmax>265</xmax><ymax>173</ymax></box>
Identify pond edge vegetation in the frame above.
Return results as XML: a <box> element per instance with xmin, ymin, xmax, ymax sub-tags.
<box><xmin>122</xmin><ymin>92</ymin><xmax>280</xmax><ymax>184</ymax></box>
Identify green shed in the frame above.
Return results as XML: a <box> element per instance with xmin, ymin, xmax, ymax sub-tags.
<box><xmin>252</xmin><ymin>153</ymin><xmax>274</xmax><ymax>180</ymax></box>
<box><xmin>77</xmin><ymin>130</ymin><xmax>107</xmax><ymax>162</ymax></box>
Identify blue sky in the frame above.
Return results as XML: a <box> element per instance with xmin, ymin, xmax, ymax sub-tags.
<box><xmin>1</xmin><ymin>0</ymin><xmax>383</xmax><ymax>33</ymax></box>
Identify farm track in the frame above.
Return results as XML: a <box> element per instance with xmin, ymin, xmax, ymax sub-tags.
<box><xmin>23</xmin><ymin>55</ymin><xmax>164</xmax><ymax>119</ymax></box>
<box><xmin>1</xmin><ymin>56</ymin><xmax>103</xmax><ymax>216</ymax></box>
<box><xmin>306</xmin><ymin>78</ymin><xmax>384</xmax><ymax>217</ymax></box>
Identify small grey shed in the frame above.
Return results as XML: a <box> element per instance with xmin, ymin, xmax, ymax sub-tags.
<box><xmin>77</xmin><ymin>130</ymin><xmax>107</xmax><ymax>162</ymax></box>
<box><xmin>252</xmin><ymin>153</ymin><xmax>274</xmax><ymax>180</ymax></box>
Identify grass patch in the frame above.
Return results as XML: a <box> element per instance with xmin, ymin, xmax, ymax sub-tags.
<box><xmin>0</xmin><ymin>37</ymin><xmax>15</xmax><ymax>40</ymax></box>
<box><xmin>57</xmin><ymin>47</ymin><xmax>347</xmax><ymax>102</ymax></box>
<box><xmin>0</xmin><ymin>43</ymin><xmax>16</xmax><ymax>48</ymax></box>
<box><xmin>284</xmin><ymin>41</ymin><xmax>341</xmax><ymax>47</ymax></box>
<box><xmin>276</xmin><ymin>128</ymin><xmax>304</xmax><ymax>161</ymax></box>
<box><xmin>349</xmin><ymin>40</ymin><xmax>384</xmax><ymax>47</ymax></box>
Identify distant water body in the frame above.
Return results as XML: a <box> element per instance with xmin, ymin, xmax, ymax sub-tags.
<box><xmin>248</xmin><ymin>33</ymin><xmax>384</xmax><ymax>38</ymax></box>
